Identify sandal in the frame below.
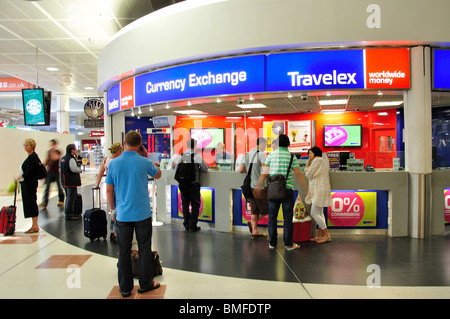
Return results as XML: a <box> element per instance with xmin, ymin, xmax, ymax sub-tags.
<box><xmin>251</xmin><ymin>233</ymin><xmax>268</xmax><ymax>239</ymax></box>
<box><xmin>316</xmin><ymin>236</ymin><xmax>332</xmax><ymax>244</ymax></box>
<box><xmin>25</xmin><ymin>227</ymin><xmax>39</xmax><ymax>234</ymax></box>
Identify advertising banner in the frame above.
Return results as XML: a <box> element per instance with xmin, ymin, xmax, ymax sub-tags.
<box><xmin>445</xmin><ymin>188</ymin><xmax>450</xmax><ymax>223</ymax></box>
<box><xmin>263</xmin><ymin>121</ymin><xmax>286</xmax><ymax>151</ymax></box>
<box><xmin>175</xmin><ymin>187</ymin><xmax>215</xmax><ymax>222</ymax></box>
<box><xmin>327</xmin><ymin>191</ymin><xmax>377</xmax><ymax>227</ymax></box>
<box><xmin>365</xmin><ymin>48</ymin><xmax>410</xmax><ymax>89</ymax></box>
<box><xmin>287</xmin><ymin>120</ymin><xmax>312</xmax><ymax>153</ymax></box>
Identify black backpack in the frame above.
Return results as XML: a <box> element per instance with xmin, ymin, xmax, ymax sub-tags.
<box><xmin>174</xmin><ymin>153</ymin><xmax>196</xmax><ymax>184</ymax></box>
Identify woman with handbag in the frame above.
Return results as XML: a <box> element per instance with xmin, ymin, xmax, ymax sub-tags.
<box><xmin>304</xmin><ymin>146</ymin><xmax>332</xmax><ymax>243</ymax></box>
<box><xmin>254</xmin><ymin>134</ymin><xmax>308</xmax><ymax>250</ymax></box>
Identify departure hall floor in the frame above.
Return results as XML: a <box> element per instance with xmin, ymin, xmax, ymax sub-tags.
<box><xmin>1</xmin><ymin>168</ymin><xmax>450</xmax><ymax>301</ymax></box>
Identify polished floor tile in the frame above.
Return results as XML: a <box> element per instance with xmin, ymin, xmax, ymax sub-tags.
<box><xmin>1</xmin><ymin>168</ymin><xmax>450</xmax><ymax>300</ymax></box>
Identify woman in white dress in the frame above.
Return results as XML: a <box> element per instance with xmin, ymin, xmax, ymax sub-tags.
<box><xmin>304</xmin><ymin>146</ymin><xmax>332</xmax><ymax>243</ymax></box>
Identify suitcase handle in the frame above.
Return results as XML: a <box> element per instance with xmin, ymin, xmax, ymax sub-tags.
<box><xmin>92</xmin><ymin>187</ymin><xmax>101</xmax><ymax>209</ymax></box>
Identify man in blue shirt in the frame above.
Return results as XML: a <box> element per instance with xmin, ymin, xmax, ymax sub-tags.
<box><xmin>106</xmin><ymin>131</ymin><xmax>161</xmax><ymax>297</ymax></box>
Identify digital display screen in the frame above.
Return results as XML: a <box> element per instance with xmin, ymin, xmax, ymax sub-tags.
<box><xmin>22</xmin><ymin>88</ymin><xmax>50</xmax><ymax>126</ymax></box>
<box><xmin>190</xmin><ymin>128</ymin><xmax>225</xmax><ymax>149</ymax></box>
<box><xmin>324</xmin><ymin>125</ymin><xmax>362</xmax><ymax>147</ymax></box>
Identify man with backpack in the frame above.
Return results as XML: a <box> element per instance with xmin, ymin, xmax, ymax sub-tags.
<box><xmin>174</xmin><ymin>138</ymin><xmax>208</xmax><ymax>232</ymax></box>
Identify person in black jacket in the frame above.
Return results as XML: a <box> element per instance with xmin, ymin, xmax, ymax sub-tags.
<box><xmin>17</xmin><ymin>139</ymin><xmax>41</xmax><ymax>233</ymax></box>
<box><xmin>60</xmin><ymin>144</ymin><xmax>82</xmax><ymax>220</ymax></box>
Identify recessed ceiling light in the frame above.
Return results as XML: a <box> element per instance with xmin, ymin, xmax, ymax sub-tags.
<box><xmin>373</xmin><ymin>101</ymin><xmax>403</xmax><ymax>107</ymax></box>
<box><xmin>46</xmin><ymin>67</ymin><xmax>59</xmax><ymax>72</ymax></box>
<box><xmin>173</xmin><ymin>110</ymin><xmax>204</xmax><ymax>115</ymax></box>
<box><xmin>319</xmin><ymin>99</ymin><xmax>348</xmax><ymax>106</ymax></box>
<box><xmin>236</xmin><ymin>103</ymin><xmax>266</xmax><ymax>109</ymax></box>
<box><xmin>84</xmin><ymin>86</ymin><xmax>94</xmax><ymax>90</ymax></box>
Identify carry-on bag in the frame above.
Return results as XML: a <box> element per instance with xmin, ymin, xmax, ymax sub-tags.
<box><xmin>83</xmin><ymin>188</ymin><xmax>107</xmax><ymax>242</ymax></box>
<box><xmin>293</xmin><ymin>220</ymin><xmax>311</xmax><ymax>243</ymax></box>
<box><xmin>131</xmin><ymin>242</ymin><xmax>163</xmax><ymax>278</ymax></box>
<box><xmin>0</xmin><ymin>183</ymin><xmax>17</xmax><ymax>236</ymax></box>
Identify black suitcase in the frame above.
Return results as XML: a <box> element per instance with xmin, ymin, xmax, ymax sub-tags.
<box><xmin>83</xmin><ymin>188</ymin><xmax>107</xmax><ymax>242</ymax></box>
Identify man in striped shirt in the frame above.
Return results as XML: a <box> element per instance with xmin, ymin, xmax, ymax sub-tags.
<box><xmin>255</xmin><ymin>134</ymin><xmax>308</xmax><ymax>250</ymax></box>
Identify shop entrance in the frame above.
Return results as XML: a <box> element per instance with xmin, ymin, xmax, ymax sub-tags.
<box><xmin>371</xmin><ymin>128</ymin><xmax>396</xmax><ymax>168</ymax></box>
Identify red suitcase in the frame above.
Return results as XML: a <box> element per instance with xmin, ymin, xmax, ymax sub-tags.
<box><xmin>1</xmin><ymin>185</ymin><xmax>17</xmax><ymax>236</ymax></box>
<box><xmin>293</xmin><ymin>220</ymin><xmax>311</xmax><ymax>243</ymax></box>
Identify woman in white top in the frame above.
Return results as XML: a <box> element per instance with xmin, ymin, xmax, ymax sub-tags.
<box><xmin>94</xmin><ymin>142</ymin><xmax>123</xmax><ymax>242</ymax></box>
<box><xmin>304</xmin><ymin>146</ymin><xmax>332</xmax><ymax>243</ymax></box>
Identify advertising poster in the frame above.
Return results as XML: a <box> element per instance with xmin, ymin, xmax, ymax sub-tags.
<box><xmin>445</xmin><ymin>188</ymin><xmax>450</xmax><ymax>224</ymax></box>
<box><xmin>287</xmin><ymin>120</ymin><xmax>312</xmax><ymax>153</ymax></box>
<box><xmin>177</xmin><ymin>187</ymin><xmax>214</xmax><ymax>222</ymax></box>
<box><xmin>263</xmin><ymin>121</ymin><xmax>286</xmax><ymax>152</ymax></box>
<box><xmin>327</xmin><ymin>191</ymin><xmax>377</xmax><ymax>227</ymax></box>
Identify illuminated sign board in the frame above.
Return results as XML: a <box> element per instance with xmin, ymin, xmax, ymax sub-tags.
<box><xmin>266</xmin><ymin>48</ymin><xmax>410</xmax><ymax>91</ymax></box>
<box><xmin>107</xmin><ymin>83</ymin><xmax>120</xmax><ymax>114</ymax></box>
<box><xmin>106</xmin><ymin>49</ymin><xmax>410</xmax><ymax>114</ymax></box>
<box><xmin>266</xmin><ymin>50</ymin><xmax>365</xmax><ymax>91</ymax></box>
<box><xmin>433</xmin><ymin>49</ymin><xmax>450</xmax><ymax>91</ymax></box>
<box><xmin>134</xmin><ymin>55</ymin><xmax>265</xmax><ymax>107</ymax></box>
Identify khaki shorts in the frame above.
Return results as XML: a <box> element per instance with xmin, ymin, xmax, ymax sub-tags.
<box><xmin>248</xmin><ymin>188</ymin><xmax>268</xmax><ymax>216</ymax></box>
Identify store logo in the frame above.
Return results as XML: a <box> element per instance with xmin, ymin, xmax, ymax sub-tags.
<box><xmin>287</xmin><ymin>70</ymin><xmax>357</xmax><ymax>87</ymax></box>
<box><xmin>26</xmin><ymin>99</ymin><xmax>42</xmax><ymax>115</ymax></box>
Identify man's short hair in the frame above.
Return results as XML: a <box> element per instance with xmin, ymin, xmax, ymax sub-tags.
<box><xmin>187</xmin><ymin>138</ymin><xmax>197</xmax><ymax>149</ymax></box>
<box><xmin>125</xmin><ymin>131</ymin><xmax>142</xmax><ymax>147</ymax></box>
<box><xmin>278</xmin><ymin>134</ymin><xmax>290</xmax><ymax>148</ymax></box>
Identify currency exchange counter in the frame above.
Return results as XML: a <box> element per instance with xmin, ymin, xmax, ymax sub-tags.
<box><xmin>154</xmin><ymin>169</ymin><xmax>416</xmax><ymax>237</ymax></box>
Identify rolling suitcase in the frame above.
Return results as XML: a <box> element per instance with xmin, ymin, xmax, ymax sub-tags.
<box><xmin>0</xmin><ymin>185</ymin><xmax>17</xmax><ymax>236</ymax></box>
<box><xmin>83</xmin><ymin>188</ymin><xmax>107</xmax><ymax>242</ymax></box>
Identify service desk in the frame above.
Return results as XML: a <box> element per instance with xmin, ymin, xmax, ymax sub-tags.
<box><xmin>155</xmin><ymin>169</ymin><xmax>412</xmax><ymax>237</ymax></box>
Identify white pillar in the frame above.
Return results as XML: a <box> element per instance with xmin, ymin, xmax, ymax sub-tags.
<box><xmin>404</xmin><ymin>46</ymin><xmax>432</xmax><ymax>238</ymax></box>
<box><xmin>56</xmin><ymin>94</ymin><xmax>70</xmax><ymax>134</ymax></box>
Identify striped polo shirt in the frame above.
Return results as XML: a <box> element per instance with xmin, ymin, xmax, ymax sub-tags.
<box><xmin>265</xmin><ymin>147</ymin><xmax>299</xmax><ymax>190</ymax></box>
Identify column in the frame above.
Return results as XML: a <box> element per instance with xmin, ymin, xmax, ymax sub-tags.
<box><xmin>102</xmin><ymin>91</ymin><xmax>112</xmax><ymax>155</ymax></box>
<box><xmin>56</xmin><ymin>94</ymin><xmax>70</xmax><ymax>134</ymax></box>
<box><xmin>403</xmin><ymin>46</ymin><xmax>432</xmax><ymax>238</ymax></box>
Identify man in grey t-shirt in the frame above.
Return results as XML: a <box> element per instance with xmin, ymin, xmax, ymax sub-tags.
<box><xmin>239</xmin><ymin>137</ymin><xmax>268</xmax><ymax>238</ymax></box>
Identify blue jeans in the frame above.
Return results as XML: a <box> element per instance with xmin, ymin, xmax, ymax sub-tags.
<box><xmin>116</xmin><ymin>216</ymin><xmax>153</xmax><ymax>293</ymax></box>
<box><xmin>268</xmin><ymin>189</ymin><xmax>295</xmax><ymax>248</ymax></box>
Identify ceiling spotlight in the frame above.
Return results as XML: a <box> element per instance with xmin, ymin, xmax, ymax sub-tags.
<box><xmin>287</xmin><ymin>92</ymin><xmax>293</xmax><ymax>98</ymax></box>
<box><xmin>166</xmin><ymin>104</ymin><xmax>170</xmax><ymax>109</ymax></box>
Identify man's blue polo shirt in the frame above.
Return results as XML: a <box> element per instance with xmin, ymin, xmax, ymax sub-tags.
<box><xmin>105</xmin><ymin>151</ymin><xmax>158</xmax><ymax>222</ymax></box>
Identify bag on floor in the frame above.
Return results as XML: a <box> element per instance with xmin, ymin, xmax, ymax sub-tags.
<box><xmin>131</xmin><ymin>242</ymin><xmax>163</xmax><ymax>278</ymax></box>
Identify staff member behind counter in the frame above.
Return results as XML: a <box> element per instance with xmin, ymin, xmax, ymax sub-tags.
<box><xmin>210</xmin><ymin>142</ymin><xmax>232</xmax><ymax>170</ymax></box>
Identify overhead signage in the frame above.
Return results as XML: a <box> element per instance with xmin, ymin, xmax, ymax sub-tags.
<box><xmin>266</xmin><ymin>48</ymin><xmax>410</xmax><ymax>92</ymax></box>
<box><xmin>106</xmin><ymin>48</ymin><xmax>410</xmax><ymax>115</ymax></box>
<box><xmin>0</xmin><ymin>77</ymin><xmax>33</xmax><ymax>92</ymax></box>
<box><xmin>267</xmin><ymin>50</ymin><xmax>365</xmax><ymax>91</ymax></box>
<box><xmin>365</xmin><ymin>48</ymin><xmax>410</xmax><ymax>89</ymax></box>
<box><xmin>84</xmin><ymin>99</ymin><xmax>104</xmax><ymax>119</ymax></box>
<box><xmin>134</xmin><ymin>55</ymin><xmax>265</xmax><ymax>107</ymax></box>
<box><xmin>433</xmin><ymin>49</ymin><xmax>450</xmax><ymax>91</ymax></box>
<box><xmin>107</xmin><ymin>83</ymin><xmax>120</xmax><ymax>114</ymax></box>
<box><xmin>120</xmin><ymin>77</ymin><xmax>134</xmax><ymax>110</ymax></box>
<box><xmin>152</xmin><ymin>115</ymin><xmax>176</xmax><ymax>128</ymax></box>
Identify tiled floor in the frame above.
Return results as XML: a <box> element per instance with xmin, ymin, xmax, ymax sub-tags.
<box><xmin>1</xmin><ymin>168</ymin><xmax>450</xmax><ymax>300</ymax></box>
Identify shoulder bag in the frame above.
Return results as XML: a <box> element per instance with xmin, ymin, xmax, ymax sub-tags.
<box><xmin>266</xmin><ymin>154</ymin><xmax>294</xmax><ymax>201</ymax></box>
<box><xmin>241</xmin><ymin>150</ymin><xmax>259</xmax><ymax>199</ymax></box>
